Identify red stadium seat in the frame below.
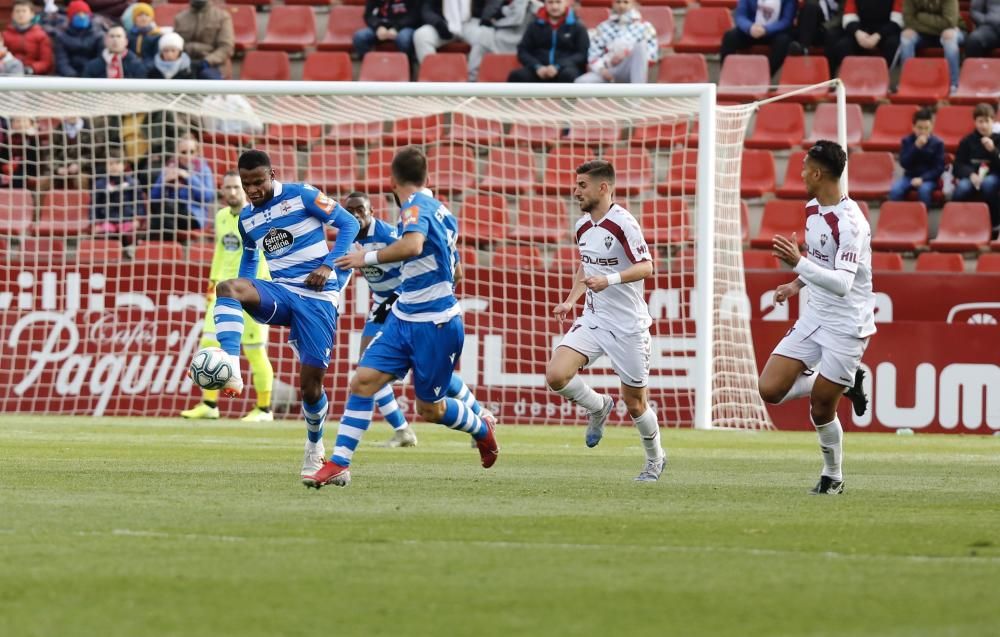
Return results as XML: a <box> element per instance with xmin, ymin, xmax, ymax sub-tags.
<box><xmin>847</xmin><ymin>152</ymin><xmax>895</xmax><ymax>200</ymax></box>
<box><xmin>133</xmin><ymin>241</ymin><xmax>184</xmax><ymax>263</ymax></box>
<box><xmin>426</xmin><ymin>144</ymin><xmax>476</xmax><ymax>195</ymax></box>
<box><xmin>862</xmin><ymin>104</ymin><xmax>920</xmax><ymax>152</ymax></box>
<box><xmin>743</xmin><ymin>250</ymin><xmax>781</xmax><ymax>269</ymax></box>
<box><xmin>457</xmin><ymin>246</ymin><xmax>480</xmax><ymax>268</ymax></box>
<box><xmin>491</xmin><ymin>244</ymin><xmax>544</xmax><ymax>270</ymax></box>
<box><xmin>929</xmin><ymin>202</ymin><xmax>992</xmax><ymax>251</ymax></box>
<box><xmin>360</xmin><ymin>147</ymin><xmax>394</xmax><ymax>192</ymax></box>
<box><xmin>266</xmin><ymin>97</ymin><xmax>325</xmax><ymax>146</ymax></box>
<box><xmin>259</xmin><ymin>5</ymin><xmax>316</xmax><ymax>52</ymax></box>
<box><xmin>75</xmin><ymin>239</ymin><xmax>123</xmax><ymax>264</ymax></box>
<box><xmin>478</xmin><ymin>53</ymin><xmax>519</xmax><ymax>82</ymax></box>
<box><xmin>642</xmin><ymin>198</ymin><xmax>691</xmax><ymax>245</ymax></box>
<box><xmin>604</xmin><ymin>148</ymin><xmax>653</xmax><ymax>196</ymax></box>
<box><xmin>655</xmin><ymin>53</ymin><xmax>708</xmax><ymax>84</ymax></box>
<box><xmin>775</xmin><ymin>151</ymin><xmax>807</xmax><ymax>199</ymax></box>
<box><xmin>305</xmin><ymin>146</ymin><xmax>359</xmax><ymax>195</ymax></box>
<box><xmin>564</xmin><ymin>120</ymin><xmax>621</xmax><ymax>147</ymax></box>
<box><xmin>13</xmin><ymin>237</ymin><xmax>66</xmax><ymax>265</ymax></box>
<box><xmin>673</xmin><ymin>7</ymin><xmax>732</xmax><ymax>53</ymax></box>
<box><xmin>510</xmin><ymin>195</ymin><xmax>571</xmax><ymax>243</ymax></box>
<box><xmin>189</xmin><ymin>243</ymin><xmax>214</xmax><ymax>264</ymax></box>
<box><xmin>871</xmin><ymin>251</ymin><xmax>905</xmax><ymax>272</ymax></box>
<box><xmin>950</xmin><ymin>58</ymin><xmax>1000</xmax><ymax>105</ymax></box>
<box><xmin>482</xmin><ymin>147</ymin><xmax>537</xmax><ymax>194</ymax></box>
<box><xmin>838</xmin><ymin>56</ymin><xmax>889</xmax><ymax>104</ymax></box>
<box><xmin>383</xmin><ymin>114</ymin><xmax>444</xmax><ymax>145</ymax></box>
<box><xmin>659</xmin><ymin>148</ymin><xmax>698</xmax><ymax>196</ymax></box>
<box><xmin>740</xmin><ymin>149</ymin><xmax>776</xmax><ymax>198</ymax></box>
<box><xmin>746</xmin><ymin>102</ymin><xmax>805</xmax><ymax>150</ymax></box>
<box><xmin>915</xmin><ymin>251</ymin><xmax>965</xmax><ymax>272</ymax></box>
<box><xmin>643</xmin><ymin>6</ymin><xmax>675</xmax><ymax>50</ymax></box>
<box><xmin>751</xmin><ymin>199</ymin><xmax>803</xmax><ymax>249</ymax></box>
<box><xmin>933</xmin><ymin>105</ymin><xmax>974</xmax><ymax>153</ymax></box>
<box><xmin>326</xmin><ymin>122</ymin><xmax>385</xmax><ymax>146</ymax></box>
<box><xmin>201</xmin><ymin>144</ymin><xmax>240</xmax><ymax>185</ymax></box>
<box><xmin>575</xmin><ymin>6</ymin><xmax>609</xmax><ymax>28</ymax></box>
<box><xmin>804</xmin><ymin>103</ymin><xmax>863</xmax><ymax>147</ymax></box>
<box><xmin>630</xmin><ymin>117</ymin><xmax>696</xmax><ymax>149</ymax></box>
<box><xmin>359</xmin><ymin>52</ymin><xmax>410</xmax><ymax>82</ymax></box>
<box><xmin>153</xmin><ymin>3</ymin><xmax>184</xmax><ymax>28</ymax></box>
<box><xmin>449</xmin><ymin>114</ymin><xmax>504</xmax><ymax>145</ymax></box>
<box><xmin>740</xmin><ymin>199</ymin><xmax>751</xmax><ymax>244</ymax></box>
<box><xmin>259</xmin><ymin>144</ymin><xmax>299</xmax><ymax>182</ymax></box>
<box><xmin>508</xmin><ymin>119</ymin><xmax>563</xmax><ymax>149</ymax></box>
<box><xmin>717</xmin><ymin>55</ymin><xmax>770</xmax><ymax>101</ymax></box>
<box><xmin>239</xmin><ymin>51</ymin><xmax>290</xmax><ymax>81</ymax></box>
<box><xmin>318</xmin><ymin>6</ymin><xmax>364</xmax><ymax>51</ymax></box>
<box><xmin>892</xmin><ymin>58</ymin><xmax>950</xmax><ymax>103</ymax></box>
<box><xmin>303</xmin><ymin>51</ymin><xmax>353</xmax><ymax>81</ymax></box>
<box><xmin>457</xmin><ymin>193</ymin><xmax>511</xmax><ymax>243</ymax></box>
<box><xmin>228</xmin><ymin>5</ymin><xmax>258</xmax><ymax>52</ymax></box>
<box><xmin>975</xmin><ymin>252</ymin><xmax>1000</xmax><ymax>273</ymax></box>
<box><xmin>541</xmin><ymin>144</ymin><xmax>592</xmax><ymax>195</ymax></box>
<box><xmin>33</xmin><ymin>190</ymin><xmax>90</xmax><ymax>236</ymax></box>
<box><xmin>871</xmin><ymin>201</ymin><xmax>929</xmax><ymax>251</ymax></box>
<box><xmin>774</xmin><ymin>56</ymin><xmax>831</xmax><ymax>103</ymax></box>
<box><xmin>418</xmin><ymin>53</ymin><xmax>468</xmax><ymax>82</ymax></box>
<box><xmin>285</xmin><ymin>0</ymin><xmax>335</xmax><ymax>5</ymax></box>
<box><xmin>0</xmin><ymin>189</ymin><xmax>33</xmax><ymax>234</ymax></box>
<box><xmin>549</xmin><ymin>243</ymin><xmax>582</xmax><ymax>271</ymax></box>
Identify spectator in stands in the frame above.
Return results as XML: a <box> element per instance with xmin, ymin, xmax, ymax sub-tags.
<box><xmin>354</xmin><ymin>0</ymin><xmax>421</xmax><ymax>59</ymax></box>
<box><xmin>414</xmin><ymin>0</ymin><xmax>468</xmax><ymax>63</ymax></box>
<box><xmin>575</xmin><ymin>0</ymin><xmax>657</xmax><ymax>84</ymax></box>
<box><xmin>53</xmin><ymin>1</ymin><xmax>105</xmax><ymax>78</ymax></box>
<box><xmin>0</xmin><ymin>32</ymin><xmax>27</xmax><ymax>75</ymax></box>
<box><xmin>508</xmin><ymin>0</ymin><xmax>588</xmax><ymax>82</ymax></box>
<box><xmin>50</xmin><ymin>115</ymin><xmax>94</xmax><ymax>189</ymax></box>
<box><xmin>84</xmin><ymin>24</ymin><xmax>147</xmax><ymax>78</ymax></box>
<box><xmin>966</xmin><ymin>0</ymin><xmax>1000</xmax><ymax>56</ymax></box>
<box><xmin>0</xmin><ymin>116</ymin><xmax>44</xmax><ymax>190</ymax></box>
<box><xmin>87</xmin><ymin>0</ymin><xmax>130</xmax><ymax>21</ymax></box>
<box><xmin>826</xmin><ymin>0</ymin><xmax>902</xmax><ymax>74</ymax></box>
<box><xmin>3</xmin><ymin>0</ymin><xmax>54</xmax><ymax>75</ymax></box>
<box><xmin>720</xmin><ymin>0</ymin><xmax>797</xmax><ymax>76</ymax></box>
<box><xmin>126</xmin><ymin>2</ymin><xmax>160</xmax><ymax>64</ymax></box>
<box><xmin>466</xmin><ymin>0</ymin><xmax>536</xmax><ymax>81</ymax></box>
<box><xmin>91</xmin><ymin>147</ymin><xmax>142</xmax><ymax>237</ymax></box>
<box><xmin>898</xmin><ymin>0</ymin><xmax>962</xmax><ymax>94</ymax></box>
<box><xmin>149</xmin><ymin>133</ymin><xmax>215</xmax><ymax>239</ymax></box>
<box><xmin>147</xmin><ymin>32</ymin><xmax>213</xmax><ymax>80</ymax></box>
<box><xmin>38</xmin><ymin>0</ymin><xmax>68</xmax><ymax>34</ymax></box>
<box><xmin>173</xmin><ymin>0</ymin><xmax>232</xmax><ymax>80</ymax></box>
<box><xmin>888</xmin><ymin>107</ymin><xmax>945</xmax><ymax>208</ymax></box>
<box><xmin>793</xmin><ymin>0</ymin><xmax>841</xmax><ymax>55</ymax></box>
<box><xmin>952</xmin><ymin>103</ymin><xmax>1000</xmax><ymax>238</ymax></box>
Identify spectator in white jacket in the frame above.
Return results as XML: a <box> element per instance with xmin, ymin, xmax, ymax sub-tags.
<box><xmin>466</xmin><ymin>0</ymin><xmax>537</xmax><ymax>80</ymax></box>
<box><xmin>575</xmin><ymin>0</ymin><xmax>657</xmax><ymax>83</ymax></box>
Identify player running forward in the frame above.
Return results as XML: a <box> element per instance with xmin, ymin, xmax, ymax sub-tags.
<box><xmin>210</xmin><ymin>149</ymin><xmax>360</xmax><ymax>477</ymax></box>
<box><xmin>182</xmin><ymin>171</ymin><xmax>275</xmax><ymax>422</ymax></box>
<box><xmin>759</xmin><ymin>140</ymin><xmax>873</xmax><ymax>496</ymax></box>
<box><xmin>547</xmin><ymin>160</ymin><xmax>666</xmax><ymax>482</ymax></box>
<box><xmin>302</xmin><ymin>147</ymin><xmax>498</xmax><ymax>489</ymax></box>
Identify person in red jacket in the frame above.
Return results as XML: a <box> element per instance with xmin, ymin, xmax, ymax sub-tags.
<box><xmin>3</xmin><ymin>0</ymin><xmax>54</xmax><ymax>75</ymax></box>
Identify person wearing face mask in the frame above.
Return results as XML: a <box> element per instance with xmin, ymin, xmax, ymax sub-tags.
<box><xmin>126</xmin><ymin>2</ymin><xmax>161</xmax><ymax>63</ymax></box>
<box><xmin>53</xmin><ymin>0</ymin><xmax>105</xmax><ymax>77</ymax></box>
<box><xmin>575</xmin><ymin>0</ymin><xmax>657</xmax><ymax>84</ymax></box>
<box><xmin>173</xmin><ymin>0</ymin><xmax>233</xmax><ymax>80</ymax></box>
<box><xmin>2</xmin><ymin>0</ymin><xmax>54</xmax><ymax>75</ymax></box>
<box><xmin>83</xmin><ymin>24</ymin><xmax>147</xmax><ymax>77</ymax></box>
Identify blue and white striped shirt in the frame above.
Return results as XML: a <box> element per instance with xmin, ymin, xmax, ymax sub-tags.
<box><xmin>392</xmin><ymin>191</ymin><xmax>460</xmax><ymax>323</ymax></box>
<box><xmin>238</xmin><ymin>181</ymin><xmax>359</xmax><ymax>304</ymax></box>
<box><xmin>355</xmin><ymin>218</ymin><xmax>404</xmax><ymax>305</ymax></box>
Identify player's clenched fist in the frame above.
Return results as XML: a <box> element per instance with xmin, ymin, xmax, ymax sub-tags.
<box><xmin>773</xmin><ymin>281</ymin><xmax>801</xmax><ymax>305</ymax></box>
<box><xmin>584</xmin><ymin>275</ymin><xmax>610</xmax><ymax>292</ymax></box>
<box><xmin>553</xmin><ymin>301</ymin><xmax>575</xmax><ymax>321</ymax></box>
<box><xmin>304</xmin><ymin>265</ymin><xmax>333</xmax><ymax>291</ymax></box>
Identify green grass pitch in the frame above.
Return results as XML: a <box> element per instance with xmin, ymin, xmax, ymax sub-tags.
<box><xmin>1</xmin><ymin>416</ymin><xmax>998</xmax><ymax>637</ymax></box>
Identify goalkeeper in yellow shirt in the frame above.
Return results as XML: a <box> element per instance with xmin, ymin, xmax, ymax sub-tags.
<box><xmin>181</xmin><ymin>171</ymin><xmax>275</xmax><ymax>421</ymax></box>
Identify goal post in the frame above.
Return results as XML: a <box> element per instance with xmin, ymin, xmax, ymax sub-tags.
<box><xmin>0</xmin><ymin>77</ymin><xmax>838</xmax><ymax>430</ymax></box>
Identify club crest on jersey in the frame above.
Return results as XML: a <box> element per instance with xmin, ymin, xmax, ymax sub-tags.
<box><xmin>604</xmin><ymin>236</ymin><xmax>614</xmax><ymax>250</ymax></box>
<box><xmin>222</xmin><ymin>232</ymin><xmax>241</xmax><ymax>251</ymax></box>
<box><xmin>361</xmin><ymin>265</ymin><xmax>384</xmax><ymax>280</ymax></box>
<box><xmin>314</xmin><ymin>193</ymin><xmax>336</xmax><ymax>214</ymax></box>
<box><xmin>262</xmin><ymin>227</ymin><xmax>294</xmax><ymax>257</ymax></box>
<box><xmin>820</xmin><ymin>234</ymin><xmax>828</xmax><ymax>247</ymax></box>
<box><xmin>402</xmin><ymin>205</ymin><xmax>420</xmax><ymax>226</ymax></box>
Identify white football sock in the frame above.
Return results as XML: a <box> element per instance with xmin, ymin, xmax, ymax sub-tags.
<box><xmin>552</xmin><ymin>375</ymin><xmax>604</xmax><ymax>413</ymax></box>
<box><xmin>778</xmin><ymin>371</ymin><xmax>817</xmax><ymax>404</ymax></box>
<box><xmin>632</xmin><ymin>408</ymin><xmax>664</xmax><ymax>461</ymax></box>
<box><xmin>813</xmin><ymin>416</ymin><xmax>843</xmax><ymax>481</ymax></box>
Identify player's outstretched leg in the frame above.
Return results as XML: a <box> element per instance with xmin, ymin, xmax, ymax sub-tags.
<box><xmin>302</xmin><ymin>393</ymin><xmax>373</xmax><ymax>489</ymax></box>
<box><xmin>434</xmin><ymin>397</ymin><xmax>498</xmax><ymax>468</ymax></box>
<box><xmin>546</xmin><ymin>347</ymin><xmax>613</xmax><ymax>448</ymax></box>
<box><xmin>374</xmin><ymin>384</ymin><xmax>417</xmax><ymax>448</ymax></box>
<box><xmin>447</xmin><ymin>373</ymin><xmax>499</xmax><ymax>449</ymax></box>
<box><xmin>622</xmin><ymin>385</ymin><xmax>666</xmax><ymax>482</ymax></box>
<box><xmin>807</xmin><ymin>376</ymin><xmax>846</xmax><ymax>495</ymax></box>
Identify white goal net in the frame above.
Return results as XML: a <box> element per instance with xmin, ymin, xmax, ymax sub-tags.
<box><xmin>0</xmin><ymin>78</ymin><xmax>770</xmax><ymax>430</ymax></box>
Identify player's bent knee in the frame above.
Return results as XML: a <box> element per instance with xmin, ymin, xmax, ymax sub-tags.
<box><xmin>545</xmin><ymin>367</ymin><xmax>573</xmax><ymax>391</ymax></box>
<box><xmin>758</xmin><ymin>383</ymin><xmax>786</xmax><ymax>405</ymax></box>
<box><xmin>416</xmin><ymin>400</ymin><xmax>446</xmax><ymax>423</ymax></box>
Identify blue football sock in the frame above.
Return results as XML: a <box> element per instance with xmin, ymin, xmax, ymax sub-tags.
<box><xmin>441</xmin><ymin>397</ymin><xmax>486</xmax><ymax>440</ymax></box>
<box><xmin>373</xmin><ymin>384</ymin><xmax>409</xmax><ymax>431</ymax></box>
<box><xmin>212</xmin><ymin>297</ymin><xmax>244</xmax><ymax>357</ymax></box>
<box><xmin>331</xmin><ymin>394</ymin><xmax>375</xmax><ymax>466</ymax></box>
<box><xmin>447</xmin><ymin>373</ymin><xmax>482</xmax><ymax>416</ymax></box>
<box><xmin>303</xmin><ymin>393</ymin><xmax>328</xmax><ymax>444</ymax></box>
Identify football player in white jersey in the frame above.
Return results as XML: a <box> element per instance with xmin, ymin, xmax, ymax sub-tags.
<box><xmin>759</xmin><ymin>140</ymin><xmax>873</xmax><ymax>496</ymax></box>
<box><xmin>547</xmin><ymin>160</ymin><xmax>666</xmax><ymax>482</ymax></box>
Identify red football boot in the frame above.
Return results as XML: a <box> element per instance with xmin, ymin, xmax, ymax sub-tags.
<box><xmin>475</xmin><ymin>410</ymin><xmax>499</xmax><ymax>469</ymax></box>
<box><xmin>301</xmin><ymin>460</ymin><xmax>351</xmax><ymax>489</ymax></box>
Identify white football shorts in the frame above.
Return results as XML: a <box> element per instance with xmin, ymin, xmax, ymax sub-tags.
<box><xmin>772</xmin><ymin>314</ymin><xmax>869</xmax><ymax>387</ymax></box>
<box><xmin>557</xmin><ymin>322</ymin><xmax>651</xmax><ymax>388</ymax></box>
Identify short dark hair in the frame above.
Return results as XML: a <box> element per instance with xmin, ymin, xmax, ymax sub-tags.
<box><xmin>575</xmin><ymin>159</ymin><xmax>616</xmax><ymax>184</ymax></box>
<box><xmin>238</xmin><ymin>149</ymin><xmax>271</xmax><ymax>172</ymax></box>
<box><xmin>973</xmin><ymin>102</ymin><xmax>995</xmax><ymax>120</ymax></box>
<box><xmin>223</xmin><ymin>169</ymin><xmax>240</xmax><ymax>179</ymax></box>
<box><xmin>391</xmin><ymin>146</ymin><xmax>427</xmax><ymax>186</ymax></box>
<box><xmin>913</xmin><ymin>107</ymin><xmax>934</xmax><ymax>124</ymax></box>
<box><xmin>806</xmin><ymin>140</ymin><xmax>847</xmax><ymax>179</ymax></box>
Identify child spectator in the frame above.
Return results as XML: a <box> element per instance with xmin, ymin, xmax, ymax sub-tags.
<box><xmin>952</xmin><ymin>102</ymin><xmax>1000</xmax><ymax>238</ymax></box>
<box><xmin>53</xmin><ymin>1</ymin><xmax>105</xmax><ymax>78</ymax></box>
<box><xmin>3</xmin><ymin>0</ymin><xmax>54</xmax><ymax>75</ymax></box>
<box><xmin>91</xmin><ymin>148</ymin><xmax>142</xmax><ymax>236</ymax></box>
<box><xmin>127</xmin><ymin>2</ymin><xmax>160</xmax><ymax>64</ymax></box>
<box><xmin>888</xmin><ymin>107</ymin><xmax>945</xmax><ymax>209</ymax></box>
<box><xmin>0</xmin><ymin>116</ymin><xmax>45</xmax><ymax>190</ymax></box>
<box><xmin>0</xmin><ymin>32</ymin><xmax>27</xmax><ymax>75</ymax></box>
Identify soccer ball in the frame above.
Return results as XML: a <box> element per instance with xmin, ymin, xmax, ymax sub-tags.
<box><xmin>189</xmin><ymin>347</ymin><xmax>234</xmax><ymax>390</ymax></box>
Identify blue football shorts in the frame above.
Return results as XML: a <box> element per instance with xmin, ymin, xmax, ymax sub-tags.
<box><xmin>248</xmin><ymin>279</ymin><xmax>338</xmax><ymax>368</ymax></box>
<box><xmin>360</xmin><ymin>313</ymin><xmax>463</xmax><ymax>402</ymax></box>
